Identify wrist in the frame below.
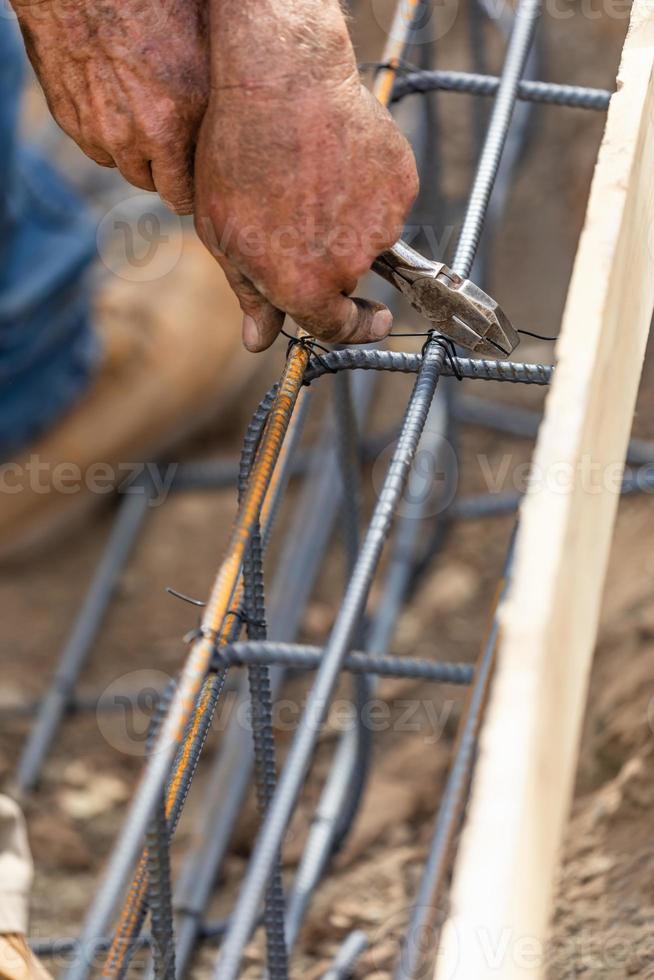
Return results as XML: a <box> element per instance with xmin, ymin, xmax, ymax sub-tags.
<box><xmin>210</xmin><ymin>0</ymin><xmax>357</xmax><ymax>94</ymax></box>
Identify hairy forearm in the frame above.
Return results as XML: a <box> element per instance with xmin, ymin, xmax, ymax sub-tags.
<box><xmin>209</xmin><ymin>0</ymin><xmax>357</xmax><ymax>92</ymax></box>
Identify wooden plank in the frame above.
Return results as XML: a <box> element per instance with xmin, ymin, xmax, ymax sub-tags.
<box><xmin>434</xmin><ymin>5</ymin><xmax>654</xmax><ymax>979</ymax></box>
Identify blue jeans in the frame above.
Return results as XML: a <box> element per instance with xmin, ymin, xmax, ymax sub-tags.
<box><xmin>0</xmin><ymin>18</ymin><xmax>98</xmax><ymax>460</ymax></box>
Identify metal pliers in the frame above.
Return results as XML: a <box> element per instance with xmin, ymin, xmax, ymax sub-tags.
<box><xmin>372</xmin><ymin>240</ymin><xmax>519</xmax><ymax>357</ymax></box>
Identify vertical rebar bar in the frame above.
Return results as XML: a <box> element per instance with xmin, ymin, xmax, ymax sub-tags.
<box><xmin>320</xmin><ymin>930</ymin><xmax>369</xmax><ymax>980</ymax></box>
<box><xmin>452</xmin><ymin>0</ymin><xmax>541</xmax><ymax>279</ymax></box>
<box><xmin>106</xmin><ymin>677</ymin><xmax>177</xmax><ymax>980</ymax></box>
<box><xmin>145</xmin><ymin>796</ymin><xmax>176</xmax><ymax>980</ymax></box>
<box><xmin>16</xmin><ymin>481</ymin><xmax>151</xmax><ymax>791</ymax></box>
<box><xmin>394</xmin><ymin>541</ymin><xmax>515</xmax><ymax>980</ymax></box>
<box><xmin>243</xmin><ymin>526</ymin><xmax>289</xmax><ymax>980</ymax></box>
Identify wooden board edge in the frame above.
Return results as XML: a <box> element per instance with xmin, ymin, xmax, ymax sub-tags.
<box><xmin>434</xmin><ymin>6</ymin><xmax>654</xmax><ymax>979</ymax></box>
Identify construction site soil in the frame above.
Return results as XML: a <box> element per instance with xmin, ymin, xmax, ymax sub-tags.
<box><xmin>1</xmin><ymin>5</ymin><xmax>652</xmax><ymax>978</ymax></box>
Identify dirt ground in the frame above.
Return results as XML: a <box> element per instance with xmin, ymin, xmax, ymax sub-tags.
<box><xmin>1</xmin><ymin>3</ymin><xmax>653</xmax><ymax>979</ymax></box>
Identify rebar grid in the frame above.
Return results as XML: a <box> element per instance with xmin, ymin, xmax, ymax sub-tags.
<box><xmin>18</xmin><ymin>3</ymin><xmax>634</xmax><ymax>979</ymax></box>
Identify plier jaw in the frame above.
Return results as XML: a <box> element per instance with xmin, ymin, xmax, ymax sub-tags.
<box><xmin>372</xmin><ymin>240</ymin><xmax>519</xmax><ymax>358</ymax></box>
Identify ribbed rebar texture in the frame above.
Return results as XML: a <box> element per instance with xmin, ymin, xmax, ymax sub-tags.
<box><xmin>243</xmin><ymin>527</ymin><xmax>289</xmax><ymax>980</ymax></box>
<box><xmin>333</xmin><ymin>369</ymin><xmax>362</xmax><ymax>565</ymax></box>
<box><xmin>302</xmin><ymin>348</ymin><xmax>553</xmax><ymax>386</ymax></box>
<box><xmin>330</xmin><ymin>365</ymin><xmax>374</xmax><ymax>870</ymax></box>
<box><xmin>212</xmin><ymin>642</ymin><xmax>474</xmax><ymax>685</ymax></box>
<box><xmin>104</xmin><ymin>678</ymin><xmax>177</xmax><ymax>980</ymax></box>
<box><xmin>392</xmin><ymin>69</ymin><xmax>611</xmax><ymax>110</ymax></box>
<box><xmin>236</xmin><ymin>394</ymin><xmax>289</xmax><ymax>980</ymax></box>
<box><xmin>103</xmin><ymin>668</ymin><xmax>228</xmax><ymax>980</ymax></box>
<box><xmin>452</xmin><ymin>0</ymin><xmax>541</xmax><ymax>278</ymax></box>
<box><xmin>103</xmin><ymin>387</ymin><xmax>283</xmax><ymax>980</ymax></box>
<box><xmin>143</xmin><ymin>688</ymin><xmax>176</xmax><ymax>980</ymax></box>
<box><xmin>145</xmin><ymin>797</ymin><xmax>175</xmax><ymax>980</ymax></box>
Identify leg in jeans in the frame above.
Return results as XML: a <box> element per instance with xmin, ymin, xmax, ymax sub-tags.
<box><xmin>0</xmin><ymin>16</ymin><xmax>98</xmax><ymax>461</ymax></box>
<box><xmin>0</xmin><ymin>16</ymin><xmax>261</xmax><ymax>557</ymax></box>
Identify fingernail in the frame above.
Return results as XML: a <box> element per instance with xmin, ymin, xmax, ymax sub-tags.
<box><xmin>371</xmin><ymin>309</ymin><xmax>393</xmax><ymax>339</ymax></box>
<box><xmin>242</xmin><ymin>314</ymin><xmax>260</xmax><ymax>351</ymax></box>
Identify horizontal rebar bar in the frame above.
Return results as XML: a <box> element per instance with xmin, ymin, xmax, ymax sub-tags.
<box><xmin>211</xmin><ymin>642</ymin><xmax>474</xmax><ymax>685</ymax></box>
<box><xmin>303</xmin><ymin>348</ymin><xmax>553</xmax><ymax>386</ymax></box>
<box><xmin>30</xmin><ymin>919</ymin><xmax>229</xmax><ymax>958</ymax></box>
<box><xmin>392</xmin><ymin>69</ymin><xmax>611</xmax><ymax>111</ymax></box>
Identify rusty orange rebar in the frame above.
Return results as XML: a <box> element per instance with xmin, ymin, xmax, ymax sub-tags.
<box><xmin>373</xmin><ymin>0</ymin><xmax>420</xmax><ymax>105</ymax></box>
<box><xmin>104</xmin><ymin>629</ymin><xmax>233</xmax><ymax>976</ymax></box>
<box><xmin>103</xmin><ymin>345</ymin><xmax>309</xmax><ymax>978</ymax></box>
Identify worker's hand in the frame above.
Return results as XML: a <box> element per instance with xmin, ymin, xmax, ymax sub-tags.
<box><xmin>11</xmin><ymin>0</ymin><xmax>209</xmax><ymax>214</ymax></box>
<box><xmin>194</xmin><ymin>0</ymin><xmax>418</xmax><ymax>350</ymax></box>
